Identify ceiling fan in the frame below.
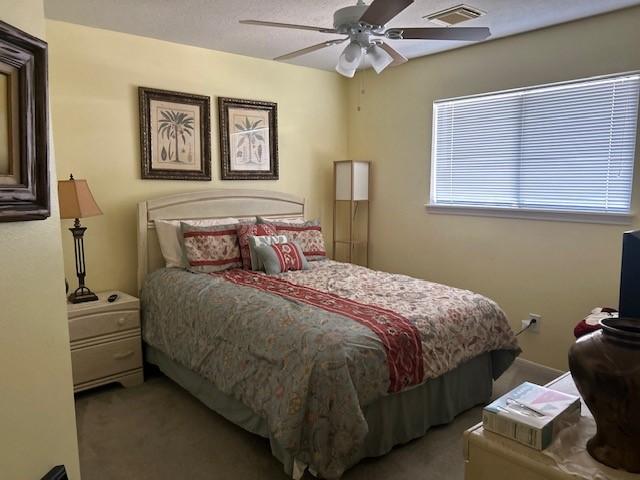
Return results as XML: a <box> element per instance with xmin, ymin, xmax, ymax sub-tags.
<box><xmin>240</xmin><ymin>0</ymin><xmax>491</xmax><ymax>78</ymax></box>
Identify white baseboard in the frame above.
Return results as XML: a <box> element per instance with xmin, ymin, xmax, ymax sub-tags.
<box><xmin>513</xmin><ymin>357</ymin><xmax>563</xmax><ymax>377</ymax></box>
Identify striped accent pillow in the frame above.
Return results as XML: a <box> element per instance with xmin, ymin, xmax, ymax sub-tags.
<box><xmin>265</xmin><ymin>220</ymin><xmax>326</xmax><ymax>261</ymax></box>
<box><xmin>248</xmin><ymin>234</ymin><xmax>288</xmax><ymax>271</ymax></box>
<box><xmin>254</xmin><ymin>241</ymin><xmax>309</xmax><ymax>275</ymax></box>
<box><xmin>272</xmin><ymin>243</ymin><xmax>305</xmax><ymax>271</ymax></box>
<box><xmin>236</xmin><ymin>223</ymin><xmax>278</xmax><ymax>270</ymax></box>
<box><xmin>180</xmin><ymin>222</ymin><xmax>242</xmax><ymax>273</ymax></box>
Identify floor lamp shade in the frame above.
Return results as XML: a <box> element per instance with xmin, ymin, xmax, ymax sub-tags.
<box><xmin>57</xmin><ymin>174</ymin><xmax>102</xmax><ymax>303</ymax></box>
<box><xmin>335</xmin><ymin>160</ymin><xmax>369</xmax><ymax>201</ymax></box>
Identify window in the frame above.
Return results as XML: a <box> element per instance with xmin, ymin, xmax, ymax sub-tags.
<box><xmin>430</xmin><ymin>73</ymin><xmax>640</xmax><ymax>219</ymax></box>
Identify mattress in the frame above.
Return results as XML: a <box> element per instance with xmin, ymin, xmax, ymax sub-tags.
<box><xmin>141</xmin><ymin>261</ymin><xmax>519</xmax><ymax>478</ymax></box>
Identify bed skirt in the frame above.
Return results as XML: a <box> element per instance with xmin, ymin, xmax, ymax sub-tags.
<box><xmin>145</xmin><ymin>345</ymin><xmax>516</xmax><ymax>478</ymax></box>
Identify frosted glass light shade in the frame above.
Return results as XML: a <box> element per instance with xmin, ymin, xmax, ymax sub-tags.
<box><xmin>335</xmin><ymin>161</ymin><xmax>369</xmax><ymax>201</ymax></box>
<box><xmin>369</xmin><ymin>45</ymin><xmax>393</xmax><ymax>74</ymax></box>
<box><xmin>336</xmin><ymin>42</ymin><xmax>363</xmax><ymax>78</ymax></box>
<box><xmin>340</xmin><ymin>42</ymin><xmax>363</xmax><ymax>65</ymax></box>
<box><xmin>335</xmin><ymin>62</ymin><xmax>357</xmax><ymax>78</ymax></box>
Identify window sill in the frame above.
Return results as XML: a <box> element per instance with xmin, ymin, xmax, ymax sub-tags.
<box><xmin>425</xmin><ymin>204</ymin><xmax>633</xmax><ymax>225</ymax></box>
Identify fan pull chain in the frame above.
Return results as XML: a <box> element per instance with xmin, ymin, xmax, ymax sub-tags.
<box><xmin>357</xmin><ymin>75</ymin><xmax>365</xmax><ymax>112</ymax></box>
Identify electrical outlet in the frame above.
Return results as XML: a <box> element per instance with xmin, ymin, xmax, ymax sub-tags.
<box><xmin>521</xmin><ymin>313</ymin><xmax>542</xmax><ymax>334</ymax></box>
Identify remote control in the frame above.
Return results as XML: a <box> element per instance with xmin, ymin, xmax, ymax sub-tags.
<box><xmin>107</xmin><ymin>294</ymin><xmax>118</xmax><ymax>303</ymax></box>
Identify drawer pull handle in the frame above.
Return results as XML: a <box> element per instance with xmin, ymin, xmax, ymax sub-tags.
<box><xmin>114</xmin><ymin>351</ymin><xmax>134</xmax><ymax>360</ymax></box>
<box><xmin>117</xmin><ymin>318</ymin><xmax>125</xmax><ymax>326</ymax></box>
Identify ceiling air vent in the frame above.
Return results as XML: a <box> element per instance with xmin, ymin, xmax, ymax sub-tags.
<box><xmin>424</xmin><ymin>4</ymin><xmax>486</xmax><ymax>26</ymax></box>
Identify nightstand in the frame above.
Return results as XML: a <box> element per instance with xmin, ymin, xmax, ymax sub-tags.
<box><xmin>67</xmin><ymin>291</ymin><xmax>143</xmax><ymax>393</ymax></box>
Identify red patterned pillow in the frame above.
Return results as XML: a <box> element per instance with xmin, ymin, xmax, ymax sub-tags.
<box><xmin>254</xmin><ymin>241</ymin><xmax>309</xmax><ymax>275</ymax></box>
<box><xmin>236</xmin><ymin>223</ymin><xmax>277</xmax><ymax>270</ymax></box>
<box><xmin>268</xmin><ymin>221</ymin><xmax>326</xmax><ymax>261</ymax></box>
<box><xmin>181</xmin><ymin>223</ymin><xmax>242</xmax><ymax>273</ymax></box>
<box><xmin>272</xmin><ymin>243</ymin><xmax>305</xmax><ymax>272</ymax></box>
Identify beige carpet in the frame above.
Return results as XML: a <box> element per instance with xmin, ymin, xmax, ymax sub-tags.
<box><xmin>75</xmin><ymin>360</ymin><xmax>558</xmax><ymax>480</ymax></box>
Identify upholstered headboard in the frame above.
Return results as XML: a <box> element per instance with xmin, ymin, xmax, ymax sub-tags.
<box><xmin>137</xmin><ymin>188</ymin><xmax>305</xmax><ymax>292</ymax></box>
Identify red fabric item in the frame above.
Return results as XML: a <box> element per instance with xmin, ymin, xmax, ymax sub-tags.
<box><xmin>574</xmin><ymin>307</ymin><xmax>618</xmax><ymax>339</ymax></box>
<box><xmin>573</xmin><ymin>320</ymin><xmax>601</xmax><ymax>339</ymax></box>
<box><xmin>216</xmin><ymin>269</ymin><xmax>424</xmax><ymax>392</ymax></box>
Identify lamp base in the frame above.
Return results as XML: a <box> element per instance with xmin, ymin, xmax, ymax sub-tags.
<box><xmin>68</xmin><ymin>219</ymin><xmax>99</xmax><ymax>304</ymax></box>
<box><xmin>68</xmin><ymin>289</ymin><xmax>98</xmax><ymax>304</ymax></box>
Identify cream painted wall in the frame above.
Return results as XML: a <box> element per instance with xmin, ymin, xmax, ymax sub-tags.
<box><xmin>347</xmin><ymin>7</ymin><xmax>640</xmax><ymax>370</ymax></box>
<box><xmin>47</xmin><ymin>20</ymin><xmax>348</xmax><ymax>296</ymax></box>
<box><xmin>0</xmin><ymin>1</ymin><xmax>80</xmax><ymax>479</ymax></box>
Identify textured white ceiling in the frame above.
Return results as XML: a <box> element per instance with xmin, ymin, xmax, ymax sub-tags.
<box><xmin>44</xmin><ymin>0</ymin><xmax>640</xmax><ymax>72</ymax></box>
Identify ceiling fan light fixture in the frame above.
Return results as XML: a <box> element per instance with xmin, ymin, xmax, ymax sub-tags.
<box><xmin>335</xmin><ymin>62</ymin><xmax>358</xmax><ymax>78</ymax></box>
<box><xmin>336</xmin><ymin>41</ymin><xmax>363</xmax><ymax>78</ymax></box>
<box><xmin>341</xmin><ymin>41</ymin><xmax>363</xmax><ymax>64</ymax></box>
<box><xmin>241</xmin><ymin>0</ymin><xmax>490</xmax><ymax>73</ymax></box>
<box><xmin>369</xmin><ymin>44</ymin><xmax>393</xmax><ymax>74</ymax></box>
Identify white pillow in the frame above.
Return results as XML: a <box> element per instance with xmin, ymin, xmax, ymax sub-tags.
<box><xmin>155</xmin><ymin>217</ymin><xmax>240</xmax><ymax>268</ymax></box>
<box><xmin>259</xmin><ymin>215</ymin><xmax>306</xmax><ymax>224</ymax></box>
<box><xmin>278</xmin><ymin>217</ymin><xmax>306</xmax><ymax>224</ymax></box>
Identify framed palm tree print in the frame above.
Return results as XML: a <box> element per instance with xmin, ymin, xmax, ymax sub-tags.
<box><xmin>139</xmin><ymin>87</ymin><xmax>211</xmax><ymax>180</ymax></box>
<box><xmin>219</xmin><ymin>97</ymin><xmax>278</xmax><ymax>180</ymax></box>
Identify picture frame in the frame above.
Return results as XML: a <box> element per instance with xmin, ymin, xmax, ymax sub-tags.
<box><xmin>218</xmin><ymin>97</ymin><xmax>278</xmax><ymax>180</ymax></box>
<box><xmin>0</xmin><ymin>20</ymin><xmax>50</xmax><ymax>222</ymax></box>
<box><xmin>139</xmin><ymin>87</ymin><xmax>211</xmax><ymax>181</ymax></box>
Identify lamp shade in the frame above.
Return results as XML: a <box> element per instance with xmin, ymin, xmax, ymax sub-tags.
<box><xmin>58</xmin><ymin>175</ymin><xmax>102</xmax><ymax>219</ymax></box>
<box><xmin>335</xmin><ymin>160</ymin><xmax>369</xmax><ymax>201</ymax></box>
<box><xmin>369</xmin><ymin>44</ymin><xmax>393</xmax><ymax>74</ymax></box>
<box><xmin>336</xmin><ymin>42</ymin><xmax>363</xmax><ymax>78</ymax></box>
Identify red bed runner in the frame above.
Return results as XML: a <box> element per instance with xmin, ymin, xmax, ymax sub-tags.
<box><xmin>217</xmin><ymin>269</ymin><xmax>424</xmax><ymax>392</ymax></box>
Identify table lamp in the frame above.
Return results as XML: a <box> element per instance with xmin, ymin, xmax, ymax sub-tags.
<box><xmin>58</xmin><ymin>174</ymin><xmax>102</xmax><ymax>303</ymax></box>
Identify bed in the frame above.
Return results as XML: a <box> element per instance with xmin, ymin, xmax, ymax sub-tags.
<box><xmin>137</xmin><ymin>189</ymin><xmax>520</xmax><ymax>479</ymax></box>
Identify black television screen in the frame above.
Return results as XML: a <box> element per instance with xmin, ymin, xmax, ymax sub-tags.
<box><xmin>620</xmin><ymin>230</ymin><xmax>640</xmax><ymax>319</ymax></box>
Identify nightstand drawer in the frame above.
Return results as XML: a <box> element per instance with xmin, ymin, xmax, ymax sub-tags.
<box><xmin>69</xmin><ymin>310</ymin><xmax>139</xmax><ymax>342</ymax></box>
<box><xmin>71</xmin><ymin>337</ymin><xmax>142</xmax><ymax>385</ymax></box>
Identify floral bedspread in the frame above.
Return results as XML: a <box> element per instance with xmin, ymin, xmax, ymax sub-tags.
<box><xmin>277</xmin><ymin>261</ymin><xmax>519</xmax><ymax>382</ymax></box>
<box><xmin>141</xmin><ymin>261</ymin><xmax>519</xmax><ymax>478</ymax></box>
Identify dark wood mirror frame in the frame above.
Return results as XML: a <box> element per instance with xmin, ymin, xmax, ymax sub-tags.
<box><xmin>0</xmin><ymin>20</ymin><xmax>49</xmax><ymax>222</ymax></box>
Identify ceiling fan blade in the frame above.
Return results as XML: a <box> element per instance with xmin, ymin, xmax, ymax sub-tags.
<box><xmin>377</xmin><ymin>42</ymin><xmax>408</xmax><ymax>66</ymax></box>
<box><xmin>386</xmin><ymin>27</ymin><xmax>491</xmax><ymax>41</ymax></box>
<box><xmin>240</xmin><ymin>20</ymin><xmax>337</xmax><ymax>34</ymax></box>
<box><xmin>359</xmin><ymin>0</ymin><xmax>414</xmax><ymax>27</ymax></box>
<box><xmin>274</xmin><ymin>38</ymin><xmax>348</xmax><ymax>61</ymax></box>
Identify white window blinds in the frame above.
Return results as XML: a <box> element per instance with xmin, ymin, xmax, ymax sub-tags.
<box><xmin>431</xmin><ymin>73</ymin><xmax>640</xmax><ymax>214</ymax></box>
